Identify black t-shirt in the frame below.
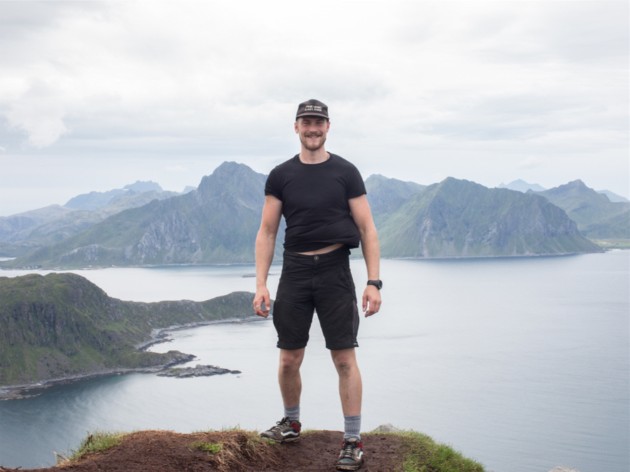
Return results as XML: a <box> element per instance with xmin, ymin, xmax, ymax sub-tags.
<box><xmin>265</xmin><ymin>153</ymin><xmax>366</xmax><ymax>252</ymax></box>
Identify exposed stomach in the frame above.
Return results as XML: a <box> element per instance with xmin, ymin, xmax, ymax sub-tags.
<box><xmin>297</xmin><ymin>243</ymin><xmax>344</xmax><ymax>255</ymax></box>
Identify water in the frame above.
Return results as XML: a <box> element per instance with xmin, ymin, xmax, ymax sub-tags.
<box><xmin>0</xmin><ymin>251</ymin><xmax>628</xmax><ymax>472</ymax></box>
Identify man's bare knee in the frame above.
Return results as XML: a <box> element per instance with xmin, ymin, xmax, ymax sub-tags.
<box><xmin>331</xmin><ymin>349</ymin><xmax>358</xmax><ymax>376</ymax></box>
<box><xmin>279</xmin><ymin>349</ymin><xmax>304</xmax><ymax>374</ymax></box>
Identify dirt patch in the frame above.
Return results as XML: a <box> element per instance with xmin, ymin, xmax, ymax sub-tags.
<box><xmin>2</xmin><ymin>430</ymin><xmax>408</xmax><ymax>472</ymax></box>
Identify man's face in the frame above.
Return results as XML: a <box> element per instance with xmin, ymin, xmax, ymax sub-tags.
<box><xmin>295</xmin><ymin>116</ymin><xmax>330</xmax><ymax>151</ymax></box>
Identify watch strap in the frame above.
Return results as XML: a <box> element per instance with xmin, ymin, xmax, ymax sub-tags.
<box><xmin>367</xmin><ymin>279</ymin><xmax>383</xmax><ymax>290</ymax></box>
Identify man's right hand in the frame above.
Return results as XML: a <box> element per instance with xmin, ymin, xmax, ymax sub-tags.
<box><xmin>253</xmin><ymin>288</ymin><xmax>271</xmax><ymax>318</ymax></box>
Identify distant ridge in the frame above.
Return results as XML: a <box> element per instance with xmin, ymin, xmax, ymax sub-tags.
<box><xmin>597</xmin><ymin>189</ymin><xmax>628</xmax><ymax>203</ymax></box>
<box><xmin>378</xmin><ymin>177</ymin><xmax>600</xmax><ymax>258</ymax></box>
<box><xmin>0</xmin><ymin>163</ymin><xmax>613</xmax><ymax>268</ymax></box>
<box><xmin>3</xmin><ymin>162</ymin><xmax>269</xmax><ymax>267</ymax></box>
<box><xmin>499</xmin><ymin>178</ymin><xmax>630</xmax><ymax>206</ymax></box>
<box><xmin>0</xmin><ymin>181</ymin><xmax>178</xmax><ymax>257</ymax></box>
<box><xmin>365</xmin><ymin>174</ymin><xmax>425</xmax><ymax>226</ymax></box>
<box><xmin>65</xmin><ymin>181</ymin><xmax>164</xmax><ymax>211</ymax></box>
<box><xmin>537</xmin><ymin>180</ymin><xmax>630</xmax><ymax>239</ymax></box>
<box><xmin>499</xmin><ymin>179</ymin><xmax>546</xmax><ymax>193</ymax></box>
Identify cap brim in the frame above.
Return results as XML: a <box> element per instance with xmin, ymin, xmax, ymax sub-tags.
<box><xmin>296</xmin><ymin>113</ymin><xmax>329</xmax><ymax>119</ymax></box>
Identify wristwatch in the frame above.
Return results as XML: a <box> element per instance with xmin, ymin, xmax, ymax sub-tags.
<box><xmin>367</xmin><ymin>279</ymin><xmax>383</xmax><ymax>290</ymax></box>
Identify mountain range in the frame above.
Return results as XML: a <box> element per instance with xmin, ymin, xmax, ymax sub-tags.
<box><xmin>499</xmin><ymin>179</ymin><xmax>629</xmax><ymax>203</ymax></box>
<box><xmin>0</xmin><ymin>181</ymin><xmax>180</xmax><ymax>258</ymax></box>
<box><xmin>1</xmin><ymin>161</ymin><xmax>626</xmax><ymax>268</ymax></box>
<box><xmin>377</xmin><ymin>177</ymin><xmax>599</xmax><ymax>258</ymax></box>
<box><xmin>538</xmin><ymin>180</ymin><xmax>630</xmax><ymax>239</ymax></box>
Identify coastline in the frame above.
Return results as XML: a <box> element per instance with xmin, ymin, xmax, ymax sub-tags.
<box><xmin>0</xmin><ymin>366</ymin><xmax>180</xmax><ymax>401</ymax></box>
<box><xmin>0</xmin><ymin>315</ymin><xmax>266</xmax><ymax>401</ymax></box>
<box><xmin>135</xmin><ymin>315</ymin><xmax>265</xmax><ymax>350</ymax></box>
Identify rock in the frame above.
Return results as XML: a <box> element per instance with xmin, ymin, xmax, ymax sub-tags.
<box><xmin>157</xmin><ymin>364</ymin><xmax>241</xmax><ymax>378</ymax></box>
<box><xmin>371</xmin><ymin>424</ymin><xmax>402</xmax><ymax>433</ymax></box>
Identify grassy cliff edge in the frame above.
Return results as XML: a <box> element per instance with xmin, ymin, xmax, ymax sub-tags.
<box><xmin>15</xmin><ymin>428</ymin><xmax>485</xmax><ymax>472</ymax></box>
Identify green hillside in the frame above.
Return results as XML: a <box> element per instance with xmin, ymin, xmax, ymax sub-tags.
<box><xmin>0</xmin><ymin>272</ymin><xmax>254</xmax><ymax>386</ymax></box>
<box><xmin>365</xmin><ymin>174</ymin><xmax>426</xmax><ymax>226</ymax></box>
<box><xmin>538</xmin><ymin>180</ymin><xmax>630</xmax><ymax>239</ymax></box>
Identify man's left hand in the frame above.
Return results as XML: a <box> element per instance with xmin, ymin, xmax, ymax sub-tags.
<box><xmin>362</xmin><ymin>286</ymin><xmax>382</xmax><ymax>317</ymax></box>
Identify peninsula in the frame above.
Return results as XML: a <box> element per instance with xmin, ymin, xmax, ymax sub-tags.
<box><xmin>0</xmin><ymin>272</ymin><xmax>257</xmax><ymax>398</ymax></box>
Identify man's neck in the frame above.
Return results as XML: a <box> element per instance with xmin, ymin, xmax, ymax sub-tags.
<box><xmin>299</xmin><ymin>148</ymin><xmax>330</xmax><ymax>164</ymax></box>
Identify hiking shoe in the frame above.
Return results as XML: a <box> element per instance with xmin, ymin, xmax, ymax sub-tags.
<box><xmin>260</xmin><ymin>417</ymin><xmax>301</xmax><ymax>443</ymax></box>
<box><xmin>336</xmin><ymin>437</ymin><xmax>364</xmax><ymax>471</ymax></box>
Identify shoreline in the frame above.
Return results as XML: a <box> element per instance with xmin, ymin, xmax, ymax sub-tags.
<box><xmin>0</xmin><ymin>316</ymin><xmax>267</xmax><ymax>401</ymax></box>
<box><xmin>3</xmin><ymin>247</ymin><xmax>625</xmax><ymax>273</ymax></box>
<box><xmin>136</xmin><ymin>315</ymin><xmax>265</xmax><ymax>350</ymax></box>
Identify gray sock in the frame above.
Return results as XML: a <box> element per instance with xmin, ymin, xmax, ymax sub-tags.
<box><xmin>284</xmin><ymin>405</ymin><xmax>300</xmax><ymax>422</ymax></box>
<box><xmin>344</xmin><ymin>415</ymin><xmax>361</xmax><ymax>440</ymax></box>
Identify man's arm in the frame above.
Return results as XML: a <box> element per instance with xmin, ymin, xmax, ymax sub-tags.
<box><xmin>349</xmin><ymin>194</ymin><xmax>382</xmax><ymax>317</ymax></box>
<box><xmin>253</xmin><ymin>195</ymin><xmax>283</xmax><ymax>317</ymax></box>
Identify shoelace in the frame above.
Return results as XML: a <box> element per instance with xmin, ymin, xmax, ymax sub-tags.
<box><xmin>271</xmin><ymin>417</ymin><xmax>291</xmax><ymax>432</ymax></box>
<box><xmin>341</xmin><ymin>442</ymin><xmax>358</xmax><ymax>459</ymax></box>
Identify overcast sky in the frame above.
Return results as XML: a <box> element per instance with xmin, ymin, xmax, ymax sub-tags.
<box><xmin>0</xmin><ymin>0</ymin><xmax>628</xmax><ymax>215</ymax></box>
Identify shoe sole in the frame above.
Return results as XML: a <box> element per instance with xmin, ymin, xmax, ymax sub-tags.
<box><xmin>336</xmin><ymin>459</ymin><xmax>364</xmax><ymax>471</ymax></box>
<box><xmin>259</xmin><ymin>434</ymin><xmax>301</xmax><ymax>443</ymax></box>
<box><xmin>336</xmin><ymin>465</ymin><xmax>362</xmax><ymax>471</ymax></box>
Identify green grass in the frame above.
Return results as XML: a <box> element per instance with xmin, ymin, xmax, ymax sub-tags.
<box><xmin>190</xmin><ymin>440</ymin><xmax>223</xmax><ymax>454</ymax></box>
<box><xmin>69</xmin><ymin>431</ymin><xmax>126</xmax><ymax>461</ymax></box>
<box><xmin>396</xmin><ymin>431</ymin><xmax>485</xmax><ymax>472</ymax></box>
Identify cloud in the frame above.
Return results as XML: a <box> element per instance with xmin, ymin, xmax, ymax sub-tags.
<box><xmin>0</xmin><ymin>0</ymin><xmax>627</xmax><ymax>214</ymax></box>
<box><xmin>6</xmin><ymin>80</ymin><xmax>69</xmax><ymax>147</ymax></box>
<box><xmin>2</xmin><ymin>1</ymin><xmax>626</xmax><ymax>148</ymax></box>
<box><xmin>518</xmin><ymin>156</ymin><xmax>545</xmax><ymax>171</ymax></box>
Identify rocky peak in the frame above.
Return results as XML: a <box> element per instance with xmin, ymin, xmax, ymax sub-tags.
<box><xmin>196</xmin><ymin>162</ymin><xmax>265</xmax><ymax>210</ymax></box>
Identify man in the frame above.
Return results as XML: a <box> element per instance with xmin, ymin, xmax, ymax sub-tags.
<box><xmin>253</xmin><ymin>99</ymin><xmax>382</xmax><ymax>471</ymax></box>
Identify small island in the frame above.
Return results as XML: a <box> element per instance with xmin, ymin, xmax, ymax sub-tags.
<box><xmin>157</xmin><ymin>364</ymin><xmax>241</xmax><ymax>378</ymax></box>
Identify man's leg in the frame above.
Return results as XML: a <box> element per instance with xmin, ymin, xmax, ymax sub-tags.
<box><xmin>260</xmin><ymin>348</ymin><xmax>305</xmax><ymax>442</ymax></box>
<box><xmin>331</xmin><ymin>348</ymin><xmax>362</xmax><ymax>429</ymax></box>
<box><xmin>332</xmin><ymin>348</ymin><xmax>365</xmax><ymax>470</ymax></box>
<box><xmin>279</xmin><ymin>347</ymin><xmax>305</xmax><ymax>412</ymax></box>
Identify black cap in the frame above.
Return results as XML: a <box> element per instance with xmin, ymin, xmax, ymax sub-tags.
<box><xmin>296</xmin><ymin>99</ymin><xmax>329</xmax><ymax>120</ymax></box>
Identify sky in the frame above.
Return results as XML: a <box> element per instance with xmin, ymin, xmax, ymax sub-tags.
<box><xmin>0</xmin><ymin>0</ymin><xmax>628</xmax><ymax>216</ymax></box>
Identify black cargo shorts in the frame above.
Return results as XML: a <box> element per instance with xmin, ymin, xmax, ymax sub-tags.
<box><xmin>272</xmin><ymin>246</ymin><xmax>360</xmax><ymax>350</ymax></box>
